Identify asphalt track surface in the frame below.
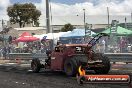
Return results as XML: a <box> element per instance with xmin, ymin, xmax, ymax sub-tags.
<box><xmin>0</xmin><ymin>63</ymin><xmax>131</xmax><ymax>88</ymax></box>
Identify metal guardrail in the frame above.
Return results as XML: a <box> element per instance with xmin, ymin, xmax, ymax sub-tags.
<box><xmin>9</xmin><ymin>53</ymin><xmax>132</xmax><ymax>63</ymax></box>
<box><xmin>104</xmin><ymin>53</ymin><xmax>132</xmax><ymax>63</ymax></box>
<box><xmin>9</xmin><ymin>53</ymin><xmax>47</xmax><ymax>60</ymax></box>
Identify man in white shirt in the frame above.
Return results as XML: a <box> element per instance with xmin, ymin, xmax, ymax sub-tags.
<box><xmin>101</xmin><ymin>40</ymin><xmax>105</xmax><ymax>53</ymax></box>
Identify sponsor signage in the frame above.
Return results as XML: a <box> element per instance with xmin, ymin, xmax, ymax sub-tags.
<box><xmin>111</xmin><ymin>20</ymin><xmax>118</xmax><ymax>34</ymax></box>
<box><xmin>77</xmin><ymin>75</ymin><xmax>130</xmax><ymax>84</ymax></box>
<box><xmin>85</xmin><ymin>23</ymin><xmax>92</xmax><ymax>36</ymax></box>
<box><xmin>111</xmin><ymin>26</ymin><xmax>117</xmax><ymax>33</ymax></box>
<box><xmin>85</xmin><ymin>30</ymin><xmax>91</xmax><ymax>36</ymax></box>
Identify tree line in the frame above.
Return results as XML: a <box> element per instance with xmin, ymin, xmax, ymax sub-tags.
<box><xmin>7</xmin><ymin>3</ymin><xmax>75</xmax><ymax>32</ymax></box>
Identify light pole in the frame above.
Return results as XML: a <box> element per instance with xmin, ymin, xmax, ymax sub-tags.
<box><xmin>131</xmin><ymin>12</ymin><xmax>132</xmax><ymax>23</ymax></box>
<box><xmin>105</xmin><ymin>0</ymin><xmax>110</xmax><ymax>28</ymax></box>
<box><xmin>46</xmin><ymin>0</ymin><xmax>50</xmax><ymax>33</ymax></box>
<box><xmin>83</xmin><ymin>9</ymin><xmax>86</xmax><ymax>41</ymax></box>
<box><xmin>107</xmin><ymin>7</ymin><xmax>110</xmax><ymax>28</ymax></box>
<box><xmin>125</xmin><ymin>17</ymin><xmax>127</xmax><ymax>29</ymax></box>
<box><xmin>0</xmin><ymin>19</ymin><xmax>5</xmax><ymax>46</ymax></box>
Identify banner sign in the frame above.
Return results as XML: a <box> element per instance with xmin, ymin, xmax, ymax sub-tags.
<box><xmin>111</xmin><ymin>20</ymin><xmax>119</xmax><ymax>34</ymax></box>
<box><xmin>77</xmin><ymin>75</ymin><xmax>130</xmax><ymax>84</ymax></box>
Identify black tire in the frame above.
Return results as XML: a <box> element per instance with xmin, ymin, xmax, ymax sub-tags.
<box><xmin>31</xmin><ymin>58</ymin><xmax>41</xmax><ymax>73</ymax></box>
<box><xmin>94</xmin><ymin>55</ymin><xmax>111</xmax><ymax>74</ymax></box>
<box><xmin>64</xmin><ymin>57</ymin><xmax>78</xmax><ymax>77</ymax></box>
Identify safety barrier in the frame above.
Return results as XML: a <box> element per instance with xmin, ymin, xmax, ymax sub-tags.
<box><xmin>9</xmin><ymin>53</ymin><xmax>132</xmax><ymax>63</ymax></box>
<box><xmin>9</xmin><ymin>53</ymin><xmax>47</xmax><ymax>60</ymax></box>
<box><xmin>104</xmin><ymin>53</ymin><xmax>132</xmax><ymax>63</ymax></box>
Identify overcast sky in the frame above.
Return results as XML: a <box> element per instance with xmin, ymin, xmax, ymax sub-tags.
<box><xmin>0</xmin><ymin>0</ymin><xmax>132</xmax><ymax>26</ymax></box>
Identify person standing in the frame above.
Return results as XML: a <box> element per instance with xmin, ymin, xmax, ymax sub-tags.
<box><xmin>96</xmin><ymin>43</ymin><xmax>101</xmax><ymax>53</ymax></box>
<box><xmin>2</xmin><ymin>47</ymin><xmax>7</xmax><ymax>59</ymax></box>
<box><xmin>100</xmin><ymin>39</ymin><xmax>105</xmax><ymax>53</ymax></box>
<box><xmin>120</xmin><ymin>38</ymin><xmax>126</xmax><ymax>53</ymax></box>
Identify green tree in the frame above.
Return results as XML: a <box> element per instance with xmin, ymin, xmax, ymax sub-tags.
<box><xmin>7</xmin><ymin>3</ymin><xmax>41</xmax><ymax>28</ymax></box>
<box><xmin>61</xmin><ymin>23</ymin><xmax>75</xmax><ymax>32</ymax></box>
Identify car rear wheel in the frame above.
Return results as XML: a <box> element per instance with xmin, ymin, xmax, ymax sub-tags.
<box><xmin>31</xmin><ymin>58</ymin><xmax>41</xmax><ymax>73</ymax></box>
<box><xmin>64</xmin><ymin>58</ymin><xmax>77</xmax><ymax>76</ymax></box>
<box><xmin>94</xmin><ymin>55</ymin><xmax>111</xmax><ymax>74</ymax></box>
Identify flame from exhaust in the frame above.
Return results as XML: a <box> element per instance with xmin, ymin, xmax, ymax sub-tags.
<box><xmin>78</xmin><ymin>66</ymin><xmax>86</xmax><ymax>76</ymax></box>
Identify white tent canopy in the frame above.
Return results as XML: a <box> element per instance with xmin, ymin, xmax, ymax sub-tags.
<box><xmin>60</xmin><ymin>29</ymin><xmax>96</xmax><ymax>38</ymax></box>
<box><xmin>34</xmin><ymin>31</ymin><xmax>71</xmax><ymax>40</ymax></box>
<box><xmin>34</xmin><ymin>31</ymin><xmax>71</xmax><ymax>44</ymax></box>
